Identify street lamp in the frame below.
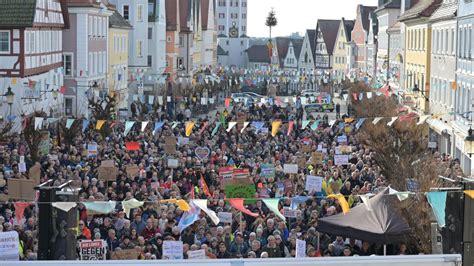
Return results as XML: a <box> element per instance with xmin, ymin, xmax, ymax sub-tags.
<box><xmin>465</xmin><ymin>128</ymin><xmax>474</xmax><ymax>157</ymax></box>
<box><xmin>4</xmin><ymin>86</ymin><xmax>15</xmax><ymax>116</ymax></box>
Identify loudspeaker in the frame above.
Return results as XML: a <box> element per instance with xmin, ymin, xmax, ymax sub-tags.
<box><xmin>441</xmin><ymin>191</ymin><xmax>463</xmax><ymax>254</ymax></box>
<box><xmin>37</xmin><ymin>187</ymin><xmax>55</xmax><ymax>260</ymax></box>
<box><xmin>463</xmin><ymin>182</ymin><xmax>474</xmax><ymax>266</ymax></box>
<box><xmin>53</xmin><ymin>190</ymin><xmax>79</xmax><ymax>260</ymax></box>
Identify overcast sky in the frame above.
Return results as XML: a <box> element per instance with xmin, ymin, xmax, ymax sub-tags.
<box><xmin>247</xmin><ymin>0</ymin><xmax>378</xmax><ymax>37</ymax></box>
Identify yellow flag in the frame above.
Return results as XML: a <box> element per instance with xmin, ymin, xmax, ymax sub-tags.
<box><xmin>271</xmin><ymin>120</ymin><xmax>282</xmax><ymax>137</ymax></box>
<box><xmin>327</xmin><ymin>194</ymin><xmax>350</xmax><ymax>214</ymax></box>
<box><xmin>344</xmin><ymin>118</ymin><xmax>354</xmax><ymax>123</ymax></box>
<box><xmin>96</xmin><ymin>120</ymin><xmax>106</xmax><ymax>130</ymax></box>
<box><xmin>160</xmin><ymin>199</ymin><xmax>191</xmax><ymax>212</ymax></box>
<box><xmin>464</xmin><ymin>190</ymin><xmax>474</xmax><ymax>199</ymax></box>
<box><xmin>185</xmin><ymin>121</ymin><xmax>195</xmax><ymax>137</ymax></box>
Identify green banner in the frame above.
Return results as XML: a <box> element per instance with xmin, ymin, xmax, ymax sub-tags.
<box><xmin>225</xmin><ymin>184</ymin><xmax>256</xmax><ymax>204</ymax></box>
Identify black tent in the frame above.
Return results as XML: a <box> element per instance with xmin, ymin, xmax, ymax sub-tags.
<box><xmin>317</xmin><ymin>188</ymin><xmax>410</xmax><ymax>244</ymax></box>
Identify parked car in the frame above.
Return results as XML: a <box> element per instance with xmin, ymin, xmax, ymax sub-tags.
<box><xmin>231</xmin><ymin>93</ymin><xmax>254</xmax><ymax>105</ymax></box>
<box><xmin>243</xmin><ymin>92</ymin><xmax>265</xmax><ymax>101</ymax></box>
<box><xmin>300</xmin><ymin>90</ymin><xmax>321</xmax><ymax>97</ymax></box>
<box><xmin>304</xmin><ymin>102</ymin><xmax>334</xmax><ymax>113</ymax></box>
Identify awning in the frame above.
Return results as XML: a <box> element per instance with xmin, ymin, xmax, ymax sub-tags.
<box><xmin>427</xmin><ymin>118</ymin><xmax>451</xmax><ymax>135</ymax></box>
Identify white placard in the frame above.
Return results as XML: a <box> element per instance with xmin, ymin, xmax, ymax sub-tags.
<box><xmin>19</xmin><ymin>156</ymin><xmax>25</xmax><ymax>163</ymax></box>
<box><xmin>283</xmin><ymin>164</ymin><xmax>298</xmax><ymax>174</ymax></box>
<box><xmin>158</xmin><ymin>96</ymin><xmax>164</xmax><ymax>105</ymax></box>
<box><xmin>305</xmin><ymin>175</ymin><xmax>323</xmax><ymax>192</ymax></box>
<box><xmin>335</xmin><ymin>146</ymin><xmax>341</xmax><ymax>155</ymax></box>
<box><xmin>18</xmin><ymin>162</ymin><xmax>26</xmax><ymax>173</ymax></box>
<box><xmin>337</xmin><ymin>135</ymin><xmax>348</xmax><ymax>143</ymax></box>
<box><xmin>334</xmin><ymin>155</ymin><xmax>350</xmax><ymax>166</ymax></box>
<box><xmin>187</xmin><ymin>249</ymin><xmax>206</xmax><ymax>259</ymax></box>
<box><xmin>217</xmin><ymin>212</ymin><xmax>233</xmax><ymax>223</ymax></box>
<box><xmin>282</xmin><ymin>207</ymin><xmax>297</xmax><ymax>218</ymax></box>
<box><xmin>168</xmin><ymin>159</ymin><xmax>179</xmax><ymax>168</ymax></box>
<box><xmin>200</xmin><ymin>98</ymin><xmax>207</xmax><ymax>105</ymax></box>
<box><xmin>428</xmin><ymin>141</ymin><xmax>437</xmax><ymax>148</ymax></box>
<box><xmin>0</xmin><ymin>231</ymin><xmax>20</xmax><ymax>261</ymax></box>
<box><xmin>209</xmin><ymin>97</ymin><xmax>215</xmax><ymax>104</ymax></box>
<box><xmin>162</xmin><ymin>241</ymin><xmax>183</xmax><ymax>260</ymax></box>
<box><xmin>79</xmin><ymin>240</ymin><xmax>107</xmax><ymax>260</ymax></box>
<box><xmin>167</xmin><ymin>96</ymin><xmax>172</xmax><ymax>102</ymax></box>
<box><xmin>296</xmin><ymin>239</ymin><xmax>306</xmax><ymax>258</ymax></box>
<box><xmin>178</xmin><ymin>137</ymin><xmax>189</xmax><ymax>146</ymax></box>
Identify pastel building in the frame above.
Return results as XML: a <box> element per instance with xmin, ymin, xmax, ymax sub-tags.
<box><xmin>0</xmin><ymin>0</ymin><xmax>67</xmax><ymax>125</ymax></box>
<box><xmin>62</xmin><ymin>0</ymin><xmax>113</xmax><ymax>118</ymax></box>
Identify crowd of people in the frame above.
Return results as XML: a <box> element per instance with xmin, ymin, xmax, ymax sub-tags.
<box><xmin>0</xmin><ymin>94</ymin><xmax>420</xmax><ymax>260</ymax></box>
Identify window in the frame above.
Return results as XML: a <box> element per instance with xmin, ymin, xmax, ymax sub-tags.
<box><xmin>147</xmin><ymin>55</ymin><xmax>152</xmax><ymax>67</ymax></box>
<box><xmin>445</xmin><ymin>29</ymin><xmax>449</xmax><ymax>54</ymax></box>
<box><xmin>123</xmin><ymin>5</ymin><xmax>129</xmax><ymax>20</ymax></box>
<box><xmin>65</xmin><ymin>98</ymin><xmax>73</xmax><ymax>116</ymax></box>
<box><xmin>451</xmin><ymin>28</ymin><xmax>455</xmax><ymax>55</ymax></box>
<box><xmin>218</xmin><ymin>25</ymin><xmax>225</xmax><ymax>31</ymax></box>
<box><xmin>148</xmin><ymin>27</ymin><xmax>153</xmax><ymax>39</ymax></box>
<box><xmin>179</xmin><ymin>35</ymin><xmax>184</xmax><ymax>46</ymax></box>
<box><xmin>242</xmin><ymin>13</ymin><xmax>246</xmax><ymax>19</ymax></box>
<box><xmin>242</xmin><ymin>26</ymin><xmax>246</xmax><ymax>32</ymax></box>
<box><xmin>148</xmin><ymin>3</ymin><xmax>154</xmax><ymax>17</ymax></box>
<box><xmin>242</xmin><ymin>1</ymin><xmax>247</xmax><ymax>7</ymax></box>
<box><xmin>137</xmin><ymin>41</ymin><xmax>143</xmax><ymax>57</ymax></box>
<box><xmin>0</xmin><ymin>31</ymin><xmax>10</xmax><ymax>53</ymax></box>
<box><xmin>219</xmin><ymin>13</ymin><xmax>225</xmax><ymax>19</ymax></box>
<box><xmin>166</xmin><ymin>60</ymin><xmax>169</xmax><ymax>67</ymax></box>
<box><xmin>167</xmin><ymin>36</ymin><xmax>172</xmax><ymax>43</ymax></box>
<box><xmin>137</xmin><ymin>4</ymin><xmax>143</xmax><ymax>21</ymax></box>
<box><xmin>218</xmin><ymin>0</ymin><xmax>226</xmax><ymax>7</ymax></box>
<box><xmin>63</xmin><ymin>53</ymin><xmax>73</xmax><ymax>76</ymax></box>
<box><xmin>177</xmin><ymin>57</ymin><xmax>184</xmax><ymax>69</ymax></box>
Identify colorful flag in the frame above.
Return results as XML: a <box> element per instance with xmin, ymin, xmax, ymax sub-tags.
<box><xmin>125</xmin><ymin>141</ymin><xmax>140</xmax><ymax>151</ymax></box>
<box><xmin>262</xmin><ymin>199</ymin><xmax>285</xmax><ymax>221</ymax></box>
<box><xmin>200</xmin><ymin>174</ymin><xmax>212</xmax><ymax>198</ymax></box>
<box><xmin>227</xmin><ymin>122</ymin><xmax>237</xmax><ymax>132</ymax></box>
<box><xmin>426</xmin><ymin>192</ymin><xmax>447</xmax><ymax>227</ymax></box>
<box><xmin>177</xmin><ymin>201</ymin><xmax>200</xmax><ymax>232</ymax></box>
<box><xmin>66</xmin><ymin>119</ymin><xmax>75</xmax><ymax>129</ymax></box>
<box><xmin>141</xmin><ymin>121</ymin><xmax>149</xmax><ymax>132</ymax></box>
<box><xmin>121</xmin><ymin>199</ymin><xmax>144</xmax><ymax>218</ymax></box>
<box><xmin>229</xmin><ymin>199</ymin><xmax>259</xmax><ymax>217</ymax></box>
<box><xmin>82</xmin><ymin>120</ymin><xmax>90</xmax><ymax>132</ymax></box>
<box><xmin>327</xmin><ymin>194</ymin><xmax>350</xmax><ymax>214</ymax></box>
<box><xmin>241</xmin><ymin>122</ymin><xmax>250</xmax><ymax>133</ymax></box>
<box><xmin>154</xmin><ymin>122</ymin><xmax>164</xmax><ymax>135</ymax></box>
<box><xmin>95</xmin><ymin>120</ymin><xmax>106</xmax><ymax>130</ymax></box>
<box><xmin>124</xmin><ymin>121</ymin><xmax>135</xmax><ymax>136</ymax></box>
<box><xmin>271</xmin><ymin>120</ymin><xmax>282</xmax><ymax>137</ymax></box>
<box><xmin>193</xmin><ymin>199</ymin><xmax>220</xmax><ymax>225</ymax></box>
<box><xmin>83</xmin><ymin>201</ymin><xmax>117</xmax><ymax>215</ymax></box>
<box><xmin>211</xmin><ymin>122</ymin><xmax>221</xmax><ymax>136</ymax></box>
<box><xmin>287</xmin><ymin>121</ymin><xmax>294</xmax><ymax>136</ymax></box>
<box><xmin>185</xmin><ymin>121</ymin><xmax>195</xmax><ymax>137</ymax></box>
<box><xmin>302</xmin><ymin>120</ymin><xmax>311</xmax><ymax>130</ymax></box>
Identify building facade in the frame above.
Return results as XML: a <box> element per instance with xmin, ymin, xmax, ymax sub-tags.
<box><xmin>453</xmin><ymin>0</ymin><xmax>474</xmax><ymax>175</ymax></box>
<box><xmin>201</xmin><ymin>0</ymin><xmax>218</xmax><ymax>68</ymax></box>
<box><xmin>0</xmin><ymin>0</ymin><xmax>67</xmax><ymax>124</ymax></box>
<box><xmin>332</xmin><ymin>18</ymin><xmax>354</xmax><ymax>83</ymax></box>
<box><xmin>298</xmin><ymin>29</ymin><xmax>316</xmax><ymax>74</ymax></box>
<box><xmin>314</xmin><ymin>20</ymin><xmax>340</xmax><ymax>83</ymax></box>
<box><xmin>428</xmin><ymin>0</ymin><xmax>457</xmax><ymax>156</ymax></box>
<box><xmin>375</xmin><ymin>0</ymin><xmax>401</xmax><ymax>84</ymax></box>
<box><xmin>366</xmin><ymin>12</ymin><xmax>378</xmax><ymax>79</ymax></box>
<box><xmin>216</xmin><ymin>0</ymin><xmax>249</xmax><ymax>67</ymax></box>
<box><xmin>349</xmin><ymin>5</ymin><xmax>377</xmax><ymax>78</ymax></box>
<box><xmin>108</xmin><ymin>10</ymin><xmax>131</xmax><ymax>110</ymax></box>
<box><xmin>148</xmin><ymin>0</ymin><xmax>167</xmax><ymax>77</ymax></box>
<box><xmin>165</xmin><ymin>0</ymin><xmax>180</xmax><ymax>80</ymax></box>
<box><xmin>399</xmin><ymin>0</ymin><xmax>441</xmax><ymax>114</ymax></box>
<box><xmin>244</xmin><ymin>44</ymin><xmax>270</xmax><ymax>71</ymax></box>
<box><xmin>275</xmin><ymin>37</ymin><xmax>303</xmax><ymax>71</ymax></box>
<box><xmin>63</xmin><ymin>0</ymin><xmax>113</xmax><ymax>118</ymax></box>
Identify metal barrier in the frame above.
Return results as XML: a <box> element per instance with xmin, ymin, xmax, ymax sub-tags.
<box><xmin>1</xmin><ymin>254</ymin><xmax>462</xmax><ymax>266</ymax></box>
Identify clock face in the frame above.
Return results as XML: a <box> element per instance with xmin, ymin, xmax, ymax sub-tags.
<box><xmin>229</xmin><ymin>27</ymin><xmax>239</xmax><ymax>38</ymax></box>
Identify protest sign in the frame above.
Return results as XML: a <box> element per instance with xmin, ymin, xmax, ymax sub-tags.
<box><xmin>177</xmin><ymin>137</ymin><xmax>189</xmax><ymax>146</ymax></box>
<box><xmin>296</xmin><ymin>239</ymin><xmax>306</xmax><ymax>258</ymax></box>
<box><xmin>218</xmin><ymin>167</ymin><xmax>234</xmax><ymax>188</ymax></box>
<box><xmin>164</xmin><ymin>136</ymin><xmax>177</xmax><ymax>154</ymax></box>
<box><xmin>0</xmin><ymin>231</ymin><xmax>20</xmax><ymax>261</ymax></box>
<box><xmin>224</xmin><ymin>184</ymin><xmax>256</xmax><ymax>200</ymax></box>
<box><xmin>28</xmin><ymin>163</ymin><xmax>41</xmax><ymax>183</ymax></box>
<box><xmin>79</xmin><ymin>240</ymin><xmax>107</xmax><ymax>260</ymax></box>
<box><xmin>232</xmin><ymin>168</ymin><xmax>250</xmax><ymax>179</ymax></box>
<box><xmin>305</xmin><ymin>175</ymin><xmax>323</xmax><ymax>192</ymax></box>
<box><xmin>260</xmin><ymin>164</ymin><xmax>275</xmax><ymax>178</ymax></box>
<box><xmin>98</xmin><ymin>160</ymin><xmax>118</xmax><ymax>181</ymax></box>
<box><xmin>300</xmin><ymin>144</ymin><xmax>312</xmax><ymax>153</ymax></box>
<box><xmin>7</xmin><ymin>179</ymin><xmax>35</xmax><ymax>200</ymax></box>
<box><xmin>111</xmin><ymin>249</ymin><xmax>139</xmax><ymax>260</ymax></box>
<box><xmin>18</xmin><ymin>162</ymin><xmax>26</xmax><ymax>173</ymax></box>
<box><xmin>275</xmin><ymin>182</ymin><xmax>285</xmax><ymax>197</ymax></box>
<box><xmin>297</xmin><ymin>157</ymin><xmax>307</xmax><ymax>169</ymax></box>
<box><xmin>334</xmin><ymin>155</ymin><xmax>350</xmax><ymax>166</ymax></box>
<box><xmin>162</xmin><ymin>241</ymin><xmax>183</xmax><ymax>260</ymax></box>
<box><xmin>282</xmin><ymin>207</ymin><xmax>297</xmax><ymax>218</ymax></box>
<box><xmin>337</xmin><ymin>135</ymin><xmax>348</xmax><ymax>143</ymax></box>
<box><xmin>283</xmin><ymin>164</ymin><xmax>298</xmax><ymax>174</ymax></box>
<box><xmin>126</xmin><ymin>164</ymin><xmax>139</xmax><ymax>177</ymax></box>
<box><xmin>311</xmin><ymin>152</ymin><xmax>323</xmax><ymax>164</ymax></box>
<box><xmin>38</xmin><ymin>132</ymin><xmax>50</xmax><ymax>157</ymax></box>
<box><xmin>87</xmin><ymin>142</ymin><xmax>98</xmax><ymax>157</ymax></box>
<box><xmin>167</xmin><ymin>158</ymin><xmax>179</xmax><ymax>168</ymax></box>
<box><xmin>187</xmin><ymin>249</ymin><xmax>206</xmax><ymax>260</ymax></box>
<box><xmin>283</xmin><ymin>180</ymin><xmax>294</xmax><ymax>193</ymax></box>
<box><xmin>218</xmin><ymin>212</ymin><xmax>233</xmax><ymax>223</ymax></box>
<box><xmin>339</xmin><ymin>145</ymin><xmax>352</xmax><ymax>154</ymax></box>
<box><xmin>194</xmin><ymin>146</ymin><xmax>210</xmax><ymax>160</ymax></box>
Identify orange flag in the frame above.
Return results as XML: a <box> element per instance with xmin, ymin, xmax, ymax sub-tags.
<box><xmin>200</xmin><ymin>174</ymin><xmax>212</xmax><ymax>198</ymax></box>
<box><xmin>464</xmin><ymin>190</ymin><xmax>474</xmax><ymax>199</ymax></box>
<box><xmin>287</xmin><ymin>121</ymin><xmax>294</xmax><ymax>136</ymax></box>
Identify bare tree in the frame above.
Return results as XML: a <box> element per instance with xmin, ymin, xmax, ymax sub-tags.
<box><xmin>88</xmin><ymin>95</ymin><xmax>116</xmax><ymax>139</ymax></box>
<box><xmin>22</xmin><ymin>111</ymin><xmax>47</xmax><ymax>163</ymax></box>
